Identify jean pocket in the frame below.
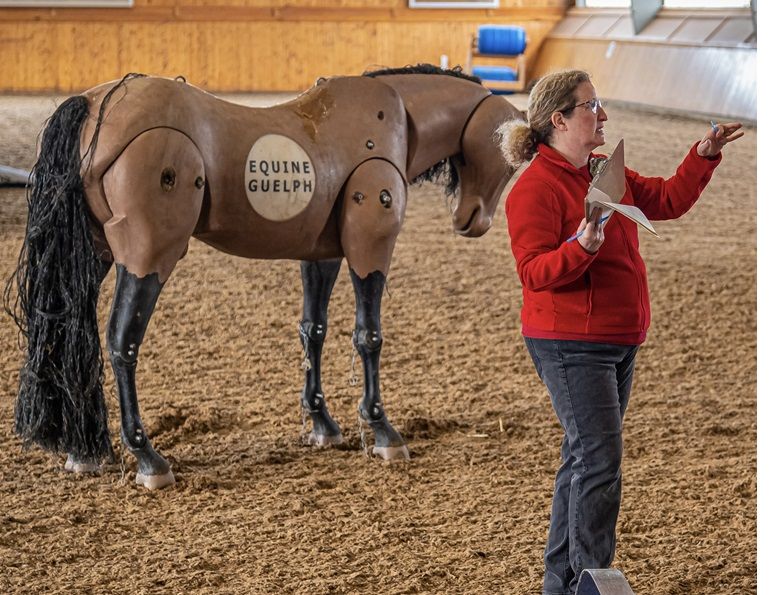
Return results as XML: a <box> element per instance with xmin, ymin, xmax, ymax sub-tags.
<box><xmin>524</xmin><ymin>337</ymin><xmax>545</xmax><ymax>380</ymax></box>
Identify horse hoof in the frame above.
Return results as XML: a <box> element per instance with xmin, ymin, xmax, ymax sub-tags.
<box><xmin>307</xmin><ymin>432</ymin><xmax>344</xmax><ymax>447</ymax></box>
<box><xmin>372</xmin><ymin>445</ymin><xmax>410</xmax><ymax>461</ymax></box>
<box><xmin>64</xmin><ymin>454</ymin><xmax>101</xmax><ymax>474</ymax></box>
<box><xmin>135</xmin><ymin>470</ymin><xmax>176</xmax><ymax>490</ymax></box>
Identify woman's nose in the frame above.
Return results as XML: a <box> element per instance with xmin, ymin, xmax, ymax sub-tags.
<box><xmin>598</xmin><ymin>106</ymin><xmax>608</xmax><ymax>122</ymax></box>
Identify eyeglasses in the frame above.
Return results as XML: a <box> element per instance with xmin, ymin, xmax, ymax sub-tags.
<box><xmin>570</xmin><ymin>98</ymin><xmax>603</xmax><ymax>114</ymax></box>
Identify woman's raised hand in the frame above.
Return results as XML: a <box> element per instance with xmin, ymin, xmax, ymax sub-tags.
<box><xmin>697</xmin><ymin>122</ymin><xmax>744</xmax><ymax>158</ymax></box>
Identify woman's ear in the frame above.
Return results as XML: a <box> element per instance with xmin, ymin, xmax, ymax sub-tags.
<box><xmin>551</xmin><ymin>111</ymin><xmax>567</xmax><ymax>131</ymax></box>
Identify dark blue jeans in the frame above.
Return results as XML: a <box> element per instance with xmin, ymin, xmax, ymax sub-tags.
<box><xmin>524</xmin><ymin>337</ymin><xmax>639</xmax><ymax>595</ymax></box>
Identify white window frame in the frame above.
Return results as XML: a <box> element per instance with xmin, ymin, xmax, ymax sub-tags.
<box><xmin>0</xmin><ymin>0</ymin><xmax>133</xmax><ymax>6</ymax></box>
<box><xmin>409</xmin><ymin>0</ymin><xmax>500</xmax><ymax>8</ymax></box>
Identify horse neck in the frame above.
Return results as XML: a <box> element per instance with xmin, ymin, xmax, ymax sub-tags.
<box><xmin>374</xmin><ymin>75</ymin><xmax>491</xmax><ymax>180</ymax></box>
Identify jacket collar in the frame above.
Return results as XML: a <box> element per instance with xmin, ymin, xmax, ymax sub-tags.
<box><xmin>536</xmin><ymin>143</ymin><xmax>595</xmax><ymax>180</ymax></box>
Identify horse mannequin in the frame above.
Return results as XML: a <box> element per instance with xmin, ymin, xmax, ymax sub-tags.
<box><xmin>7</xmin><ymin>66</ymin><xmax>520</xmax><ymax>489</ymax></box>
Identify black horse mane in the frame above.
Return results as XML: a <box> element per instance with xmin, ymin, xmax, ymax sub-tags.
<box><xmin>364</xmin><ymin>63</ymin><xmax>481</xmax><ymax>85</ymax></box>
<box><xmin>365</xmin><ymin>64</ymin><xmax>477</xmax><ymax>197</ymax></box>
<box><xmin>410</xmin><ymin>159</ymin><xmax>460</xmax><ymax>199</ymax></box>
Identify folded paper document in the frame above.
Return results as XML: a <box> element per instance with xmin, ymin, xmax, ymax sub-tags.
<box><xmin>586</xmin><ymin>139</ymin><xmax>658</xmax><ymax>238</ymax></box>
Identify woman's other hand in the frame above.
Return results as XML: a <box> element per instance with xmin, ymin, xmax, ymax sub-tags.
<box><xmin>577</xmin><ymin>207</ymin><xmax>605</xmax><ymax>254</ymax></box>
<box><xmin>697</xmin><ymin>122</ymin><xmax>744</xmax><ymax>157</ymax></box>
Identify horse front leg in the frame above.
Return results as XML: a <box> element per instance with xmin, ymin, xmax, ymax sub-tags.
<box><xmin>339</xmin><ymin>158</ymin><xmax>409</xmax><ymax>461</ymax></box>
<box><xmin>350</xmin><ymin>270</ymin><xmax>409</xmax><ymax>460</ymax></box>
<box><xmin>299</xmin><ymin>258</ymin><xmax>343</xmax><ymax>446</ymax></box>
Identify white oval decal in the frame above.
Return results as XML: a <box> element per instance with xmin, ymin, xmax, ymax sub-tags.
<box><xmin>244</xmin><ymin>134</ymin><xmax>316</xmax><ymax>221</ymax></box>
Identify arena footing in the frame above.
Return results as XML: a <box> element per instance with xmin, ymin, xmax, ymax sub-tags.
<box><xmin>576</xmin><ymin>569</ymin><xmax>634</xmax><ymax>594</ymax></box>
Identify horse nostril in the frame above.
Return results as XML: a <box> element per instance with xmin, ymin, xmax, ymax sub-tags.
<box><xmin>160</xmin><ymin>167</ymin><xmax>176</xmax><ymax>192</ymax></box>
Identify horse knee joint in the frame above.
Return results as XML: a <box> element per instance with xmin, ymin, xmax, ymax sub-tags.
<box><xmin>353</xmin><ymin>328</ymin><xmax>382</xmax><ymax>352</ymax></box>
<box><xmin>121</xmin><ymin>420</ymin><xmax>147</xmax><ymax>450</ymax></box>
<box><xmin>302</xmin><ymin>392</ymin><xmax>327</xmax><ymax>413</ymax></box>
<box><xmin>360</xmin><ymin>401</ymin><xmax>384</xmax><ymax>422</ymax></box>
<box><xmin>108</xmin><ymin>340</ymin><xmax>140</xmax><ymax>365</ymax></box>
<box><xmin>300</xmin><ymin>320</ymin><xmax>326</xmax><ymax>343</ymax></box>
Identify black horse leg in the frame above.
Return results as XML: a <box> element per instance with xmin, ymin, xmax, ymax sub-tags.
<box><xmin>64</xmin><ymin>259</ymin><xmax>114</xmax><ymax>474</ymax></box>
<box><xmin>351</xmin><ymin>269</ymin><xmax>409</xmax><ymax>461</ymax></box>
<box><xmin>299</xmin><ymin>259</ymin><xmax>343</xmax><ymax>446</ymax></box>
<box><xmin>107</xmin><ymin>264</ymin><xmax>174</xmax><ymax>489</ymax></box>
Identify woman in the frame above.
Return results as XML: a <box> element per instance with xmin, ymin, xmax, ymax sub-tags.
<box><xmin>500</xmin><ymin>69</ymin><xmax>742</xmax><ymax>595</ymax></box>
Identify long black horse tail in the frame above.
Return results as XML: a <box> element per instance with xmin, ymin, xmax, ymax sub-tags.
<box><xmin>4</xmin><ymin>95</ymin><xmax>113</xmax><ymax>462</ymax></box>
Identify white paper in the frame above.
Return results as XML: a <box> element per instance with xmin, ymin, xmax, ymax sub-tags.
<box><xmin>584</xmin><ymin>139</ymin><xmax>658</xmax><ymax>238</ymax></box>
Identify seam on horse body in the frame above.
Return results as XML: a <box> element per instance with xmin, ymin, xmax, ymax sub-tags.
<box><xmin>87</xmin><ymin>125</ymin><xmax>207</xmax><ymax>226</ymax></box>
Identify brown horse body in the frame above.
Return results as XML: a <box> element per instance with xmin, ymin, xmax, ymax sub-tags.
<box><xmin>10</xmin><ymin>68</ymin><xmax>521</xmax><ymax>489</ymax></box>
<box><xmin>81</xmin><ymin>74</ymin><xmax>497</xmax><ymax>279</ymax></box>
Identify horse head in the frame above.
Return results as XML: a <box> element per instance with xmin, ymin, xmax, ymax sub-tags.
<box><xmin>451</xmin><ymin>94</ymin><xmax>523</xmax><ymax>237</ymax></box>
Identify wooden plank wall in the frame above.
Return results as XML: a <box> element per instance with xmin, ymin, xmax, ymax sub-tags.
<box><xmin>0</xmin><ymin>0</ymin><xmax>567</xmax><ymax>92</ymax></box>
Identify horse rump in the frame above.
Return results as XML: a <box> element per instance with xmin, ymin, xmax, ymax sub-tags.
<box><xmin>4</xmin><ymin>95</ymin><xmax>113</xmax><ymax>462</ymax></box>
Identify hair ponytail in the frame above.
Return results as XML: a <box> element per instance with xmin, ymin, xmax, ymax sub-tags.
<box><xmin>497</xmin><ymin>119</ymin><xmax>538</xmax><ymax>167</ymax></box>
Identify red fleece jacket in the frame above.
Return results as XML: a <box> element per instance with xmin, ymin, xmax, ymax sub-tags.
<box><xmin>505</xmin><ymin>142</ymin><xmax>721</xmax><ymax>345</ymax></box>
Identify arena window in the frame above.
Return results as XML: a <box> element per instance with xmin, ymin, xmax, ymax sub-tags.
<box><xmin>584</xmin><ymin>0</ymin><xmax>749</xmax><ymax>6</ymax></box>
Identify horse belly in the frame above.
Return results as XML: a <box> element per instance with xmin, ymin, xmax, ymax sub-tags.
<box><xmin>193</xmin><ymin>199</ymin><xmax>343</xmax><ymax>261</ymax></box>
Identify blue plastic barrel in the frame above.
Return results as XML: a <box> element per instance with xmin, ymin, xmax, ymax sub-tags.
<box><xmin>477</xmin><ymin>25</ymin><xmax>527</xmax><ymax>56</ymax></box>
<box><xmin>471</xmin><ymin>65</ymin><xmax>518</xmax><ymax>82</ymax></box>
<box><xmin>471</xmin><ymin>65</ymin><xmax>518</xmax><ymax>95</ymax></box>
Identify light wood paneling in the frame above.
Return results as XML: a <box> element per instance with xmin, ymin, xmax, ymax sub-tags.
<box><xmin>0</xmin><ymin>3</ymin><xmax>564</xmax><ymax>92</ymax></box>
<box><xmin>131</xmin><ymin>0</ymin><xmax>560</xmax><ymax>7</ymax></box>
<box><xmin>0</xmin><ymin>5</ymin><xmax>564</xmax><ymax>21</ymax></box>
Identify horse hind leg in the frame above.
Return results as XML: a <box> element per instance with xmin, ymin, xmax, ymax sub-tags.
<box><xmin>108</xmin><ymin>265</ymin><xmax>172</xmax><ymax>489</ymax></box>
<box><xmin>100</xmin><ymin>127</ymin><xmax>205</xmax><ymax>489</ymax></box>
<box><xmin>340</xmin><ymin>159</ymin><xmax>409</xmax><ymax>461</ymax></box>
<box><xmin>299</xmin><ymin>259</ymin><xmax>344</xmax><ymax>446</ymax></box>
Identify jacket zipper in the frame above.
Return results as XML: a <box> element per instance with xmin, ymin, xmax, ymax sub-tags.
<box><xmin>617</xmin><ymin>221</ymin><xmax>647</xmax><ymax>330</ymax></box>
<box><xmin>584</xmin><ymin>270</ymin><xmax>593</xmax><ymax>333</ymax></box>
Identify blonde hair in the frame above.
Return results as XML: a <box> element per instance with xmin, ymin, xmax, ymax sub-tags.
<box><xmin>498</xmin><ymin>69</ymin><xmax>591</xmax><ymax>166</ymax></box>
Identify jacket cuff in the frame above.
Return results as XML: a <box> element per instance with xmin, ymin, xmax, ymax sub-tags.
<box><xmin>688</xmin><ymin>141</ymin><xmax>722</xmax><ymax>165</ymax></box>
<box><xmin>564</xmin><ymin>234</ymin><xmax>598</xmax><ymax>266</ymax></box>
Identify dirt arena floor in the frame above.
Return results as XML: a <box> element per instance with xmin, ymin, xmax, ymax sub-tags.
<box><xmin>0</xmin><ymin>93</ymin><xmax>756</xmax><ymax>594</ymax></box>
